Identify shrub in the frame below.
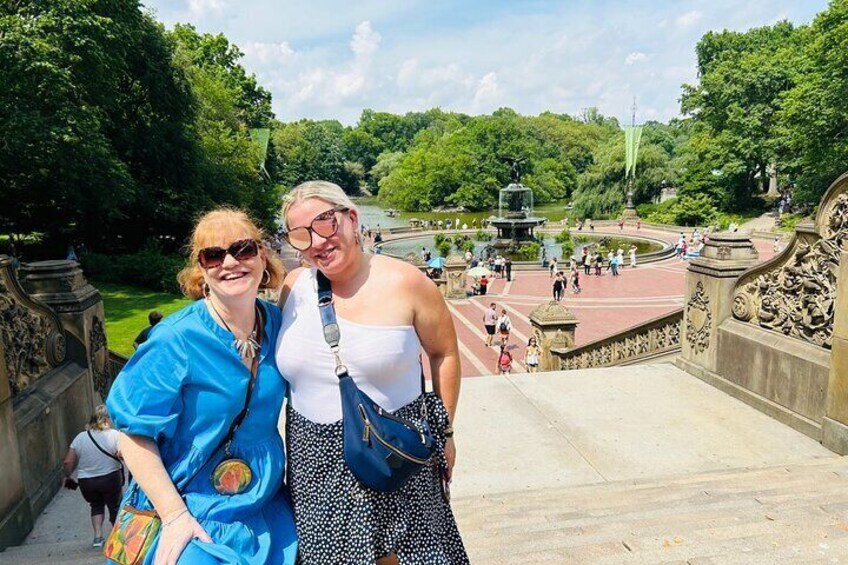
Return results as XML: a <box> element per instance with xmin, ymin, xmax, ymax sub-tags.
<box><xmin>474</xmin><ymin>229</ymin><xmax>492</xmax><ymax>242</ymax></box>
<box><xmin>80</xmin><ymin>253</ymin><xmax>121</xmax><ymax>284</ymax></box>
<box><xmin>80</xmin><ymin>244</ymin><xmax>186</xmax><ymax>294</ymax></box>
<box><xmin>436</xmin><ymin>241</ymin><xmax>452</xmax><ymax>257</ymax></box>
<box><xmin>515</xmin><ymin>242</ymin><xmax>541</xmax><ymax>260</ymax></box>
<box><xmin>433</xmin><ymin>233</ymin><xmax>448</xmax><ymax>247</ymax></box>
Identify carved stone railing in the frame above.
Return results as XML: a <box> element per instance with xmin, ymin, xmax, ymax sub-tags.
<box><xmin>731</xmin><ymin>173</ymin><xmax>848</xmax><ymax>349</ymax></box>
<box><xmin>0</xmin><ymin>257</ymin><xmax>67</xmax><ymax>397</ymax></box>
<box><xmin>554</xmin><ymin>308</ymin><xmax>683</xmax><ymax>370</ymax></box>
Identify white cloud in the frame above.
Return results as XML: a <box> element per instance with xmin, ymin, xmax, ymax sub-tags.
<box><xmin>473</xmin><ymin>72</ymin><xmax>499</xmax><ymax>108</ymax></box>
<box><xmin>351</xmin><ymin>21</ymin><xmax>381</xmax><ymax>58</ymax></box>
<box><xmin>241</xmin><ymin>42</ymin><xmax>296</xmax><ymax>65</ymax></box>
<box><xmin>187</xmin><ymin>0</ymin><xmax>227</xmax><ymax>17</ymax></box>
<box><xmin>676</xmin><ymin>10</ymin><xmax>703</xmax><ymax>28</ymax></box>
<box><xmin>625</xmin><ymin>52</ymin><xmax>649</xmax><ymax>65</ymax></box>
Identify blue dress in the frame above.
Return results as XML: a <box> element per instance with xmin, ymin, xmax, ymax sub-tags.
<box><xmin>106</xmin><ymin>299</ymin><xmax>297</xmax><ymax>564</ymax></box>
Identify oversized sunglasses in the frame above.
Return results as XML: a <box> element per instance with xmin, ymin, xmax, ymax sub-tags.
<box><xmin>283</xmin><ymin>206</ymin><xmax>349</xmax><ymax>251</ymax></box>
<box><xmin>198</xmin><ymin>239</ymin><xmax>259</xmax><ymax>269</ymax></box>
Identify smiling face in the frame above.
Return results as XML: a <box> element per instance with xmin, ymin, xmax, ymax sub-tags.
<box><xmin>198</xmin><ymin>224</ymin><xmax>266</xmax><ymax>303</ymax></box>
<box><xmin>285</xmin><ymin>197</ymin><xmax>360</xmax><ymax>276</ymax></box>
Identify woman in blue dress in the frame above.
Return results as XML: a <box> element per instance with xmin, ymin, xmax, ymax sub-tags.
<box><xmin>106</xmin><ymin>208</ymin><xmax>297</xmax><ymax>565</ymax></box>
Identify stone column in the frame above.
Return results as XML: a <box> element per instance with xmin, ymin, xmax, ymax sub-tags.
<box><xmin>823</xmin><ymin>240</ymin><xmax>848</xmax><ymax>454</ymax></box>
<box><xmin>20</xmin><ymin>261</ymin><xmax>106</xmax><ymax>397</ymax></box>
<box><xmin>529</xmin><ymin>301</ymin><xmax>579</xmax><ymax>371</ymax></box>
<box><xmin>443</xmin><ymin>255</ymin><xmax>468</xmax><ymax>300</ymax></box>
<box><xmin>679</xmin><ymin>233</ymin><xmax>760</xmax><ymax>374</ymax></box>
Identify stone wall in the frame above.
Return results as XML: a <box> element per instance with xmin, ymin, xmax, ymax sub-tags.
<box><xmin>0</xmin><ymin>257</ymin><xmax>101</xmax><ymax>549</ymax></box>
<box><xmin>678</xmin><ymin>173</ymin><xmax>848</xmax><ymax>451</ymax></box>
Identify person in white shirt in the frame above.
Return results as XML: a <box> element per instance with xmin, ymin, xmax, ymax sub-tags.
<box><xmin>62</xmin><ymin>405</ymin><xmax>123</xmax><ymax>548</ymax></box>
<box><xmin>497</xmin><ymin>309</ymin><xmax>512</xmax><ymax>347</ymax></box>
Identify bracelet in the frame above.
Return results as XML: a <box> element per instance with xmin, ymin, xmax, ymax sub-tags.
<box><xmin>443</xmin><ymin>425</ymin><xmax>454</xmax><ymax>439</ymax></box>
<box><xmin>162</xmin><ymin>508</ymin><xmax>188</xmax><ymax>528</ymax></box>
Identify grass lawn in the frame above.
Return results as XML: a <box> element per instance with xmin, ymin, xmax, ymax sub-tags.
<box><xmin>95</xmin><ymin>281</ymin><xmax>191</xmax><ymax>357</ymax></box>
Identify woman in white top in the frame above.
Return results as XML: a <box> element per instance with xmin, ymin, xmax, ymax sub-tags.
<box><xmin>63</xmin><ymin>405</ymin><xmax>123</xmax><ymax>548</ymax></box>
<box><xmin>496</xmin><ymin>309</ymin><xmax>512</xmax><ymax>347</ymax></box>
<box><xmin>276</xmin><ymin>181</ymin><xmax>467</xmax><ymax>565</ymax></box>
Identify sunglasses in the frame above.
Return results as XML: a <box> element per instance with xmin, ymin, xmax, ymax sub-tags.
<box><xmin>283</xmin><ymin>206</ymin><xmax>349</xmax><ymax>251</ymax></box>
<box><xmin>198</xmin><ymin>239</ymin><xmax>259</xmax><ymax>269</ymax></box>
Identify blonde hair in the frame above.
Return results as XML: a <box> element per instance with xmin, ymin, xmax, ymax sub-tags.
<box><xmin>177</xmin><ymin>207</ymin><xmax>284</xmax><ymax>300</ymax></box>
<box><xmin>87</xmin><ymin>404</ymin><xmax>111</xmax><ymax>431</ymax></box>
<box><xmin>280</xmin><ymin>181</ymin><xmax>357</xmax><ymax>231</ymax></box>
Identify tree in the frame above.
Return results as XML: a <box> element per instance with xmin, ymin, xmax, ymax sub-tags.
<box><xmin>778</xmin><ymin>1</ymin><xmax>848</xmax><ymax>204</ymax></box>
<box><xmin>680</xmin><ymin>22</ymin><xmax>804</xmax><ymax>209</ymax></box>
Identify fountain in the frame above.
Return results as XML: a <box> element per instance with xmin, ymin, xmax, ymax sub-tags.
<box><xmin>488</xmin><ymin>158</ymin><xmax>546</xmax><ymax>248</ymax></box>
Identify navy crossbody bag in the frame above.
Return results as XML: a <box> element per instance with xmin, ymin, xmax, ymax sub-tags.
<box><xmin>315</xmin><ymin>270</ymin><xmax>436</xmax><ymax>492</ymax></box>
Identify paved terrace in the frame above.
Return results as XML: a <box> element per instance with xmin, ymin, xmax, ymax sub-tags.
<box><xmin>427</xmin><ymin>226</ymin><xmax>778</xmax><ymax>377</ymax></box>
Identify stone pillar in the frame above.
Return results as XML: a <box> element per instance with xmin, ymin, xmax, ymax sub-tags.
<box><xmin>823</xmin><ymin>240</ymin><xmax>848</xmax><ymax>454</ymax></box>
<box><xmin>679</xmin><ymin>233</ymin><xmax>759</xmax><ymax>373</ymax></box>
<box><xmin>529</xmin><ymin>301</ymin><xmax>579</xmax><ymax>371</ymax></box>
<box><xmin>20</xmin><ymin>261</ymin><xmax>105</xmax><ymax>397</ymax></box>
<box><xmin>443</xmin><ymin>255</ymin><xmax>468</xmax><ymax>300</ymax></box>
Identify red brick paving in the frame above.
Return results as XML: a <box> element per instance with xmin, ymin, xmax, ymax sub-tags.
<box><xmin>443</xmin><ymin>228</ymin><xmax>777</xmax><ymax>378</ymax></box>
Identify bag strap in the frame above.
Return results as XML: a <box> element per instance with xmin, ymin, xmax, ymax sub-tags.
<box><xmin>87</xmin><ymin>430</ymin><xmax>123</xmax><ymax>465</ymax></box>
<box><xmin>176</xmin><ymin>303</ymin><xmax>264</xmax><ymax>492</ymax></box>
<box><xmin>316</xmin><ymin>270</ymin><xmax>426</xmax><ymax>395</ymax></box>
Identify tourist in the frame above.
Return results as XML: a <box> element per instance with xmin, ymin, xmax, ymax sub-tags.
<box><xmin>594</xmin><ymin>251</ymin><xmax>603</xmax><ymax>276</ymax></box>
<box><xmin>105</xmin><ymin>208</ymin><xmax>297</xmax><ymax>564</ymax></box>
<box><xmin>637</xmin><ymin>219</ymin><xmax>641</xmax><ymax>230</ymax></box>
<box><xmin>552</xmin><ymin>272</ymin><xmax>564</xmax><ymax>302</ymax></box>
<box><xmin>589</xmin><ymin>220</ymin><xmax>595</xmax><ymax>232</ymax></box>
<box><xmin>611</xmin><ymin>253</ymin><xmax>620</xmax><ymax>276</ymax></box>
<box><xmin>132</xmin><ymin>310</ymin><xmax>163</xmax><ymax>350</ymax></box>
<box><xmin>629</xmin><ymin>245</ymin><xmax>637</xmax><ymax>268</ymax></box>
<box><xmin>607</xmin><ymin>250</ymin><xmax>614</xmax><ymax>272</ymax></box>
<box><xmin>524</xmin><ymin>337</ymin><xmax>541</xmax><ymax>374</ymax></box>
<box><xmin>505</xmin><ymin>257</ymin><xmax>513</xmax><ymax>281</ymax></box>
<box><xmin>679</xmin><ymin>239</ymin><xmax>688</xmax><ymax>260</ymax></box>
<box><xmin>277</xmin><ymin>181</ymin><xmax>467</xmax><ymax>564</ymax></box>
<box><xmin>773</xmin><ymin>237</ymin><xmax>782</xmax><ymax>253</ymax></box>
<box><xmin>618</xmin><ymin>218</ymin><xmax>624</xmax><ymax>231</ymax></box>
<box><xmin>62</xmin><ymin>405</ymin><xmax>123</xmax><ymax>548</ymax></box>
<box><xmin>570</xmin><ymin>267</ymin><xmax>581</xmax><ymax>294</ymax></box>
<box><xmin>483</xmin><ymin>302</ymin><xmax>497</xmax><ymax>346</ymax></box>
<box><xmin>496</xmin><ymin>345</ymin><xmax>513</xmax><ymax>375</ymax></box>
<box><xmin>479</xmin><ymin>274</ymin><xmax>489</xmax><ymax>296</ymax></box>
<box><xmin>497</xmin><ymin>308</ymin><xmax>512</xmax><ymax>347</ymax></box>
<box><xmin>421</xmin><ymin>247</ymin><xmax>428</xmax><ymax>261</ymax></box>
<box><xmin>549</xmin><ymin>257</ymin><xmax>558</xmax><ymax>278</ymax></box>
<box><xmin>616</xmin><ymin>248</ymin><xmax>625</xmax><ymax>270</ymax></box>
<box><xmin>464</xmin><ymin>249</ymin><xmax>473</xmax><ymax>264</ymax></box>
<box><xmin>582</xmin><ymin>247</ymin><xmax>590</xmax><ymax>275</ymax></box>
<box><xmin>462</xmin><ymin>223</ymin><xmax>468</xmax><ymax>230</ymax></box>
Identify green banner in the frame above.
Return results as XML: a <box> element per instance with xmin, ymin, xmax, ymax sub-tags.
<box><xmin>624</xmin><ymin>126</ymin><xmax>643</xmax><ymax>179</ymax></box>
<box><xmin>249</xmin><ymin>128</ymin><xmax>271</xmax><ymax>167</ymax></box>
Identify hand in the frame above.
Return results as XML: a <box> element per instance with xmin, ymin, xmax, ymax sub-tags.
<box><xmin>154</xmin><ymin>511</ymin><xmax>212</xmax><ymax>565</ymax></box>
<box><xmin>443</xmin><ymin>437</ymin><xmax>456</xmax><ymax>482</ymax></box>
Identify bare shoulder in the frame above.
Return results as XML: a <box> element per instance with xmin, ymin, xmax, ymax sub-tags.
<box><xmin>370</xmin><ymin>255</ymin><xmax>434</xmax><ymax>294</ymax></box>
<box><xmin>277</xmin><ymin>267</ymin><xmax>306</xmax><ymax>308</ymax></box>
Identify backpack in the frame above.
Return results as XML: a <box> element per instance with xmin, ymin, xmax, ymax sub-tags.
<box><xmin>499</xmin><ymin>319</ymin><xmax>509</xmax><ymax>332</ymax></box>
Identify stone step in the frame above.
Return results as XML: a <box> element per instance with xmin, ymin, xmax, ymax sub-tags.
<box><xmin>453</xmin><ymin>457</ymin><xmax>848</xmax><ymax>564</ymax></box>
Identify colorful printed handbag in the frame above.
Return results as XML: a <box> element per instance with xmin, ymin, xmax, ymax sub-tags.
<box><xmin>103</xmin><ymin>505</ymin><xmax>160</xmax><ymax>565</ymax></box>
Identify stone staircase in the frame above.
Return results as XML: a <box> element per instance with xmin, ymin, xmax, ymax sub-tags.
<box><xmin>453</xmin><ymin>457</ymin><xmax>848</xmax><ymax>564</ymax></box>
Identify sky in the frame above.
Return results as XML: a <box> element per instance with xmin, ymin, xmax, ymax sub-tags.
<box><xmin>141</xmin><ymin>0</ymin><xmax>829</xmax><ymax>126</ymax></box>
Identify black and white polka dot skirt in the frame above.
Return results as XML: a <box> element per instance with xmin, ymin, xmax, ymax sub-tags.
<box><xmin>286</xmin><ymin>394</ymin><xmax>470</xmax><ymax>565</ymax></box>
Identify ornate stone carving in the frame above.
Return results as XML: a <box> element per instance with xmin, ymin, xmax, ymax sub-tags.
<box><xmin>89</xmin><ymin>316</ymin><xmax>109</xmax><ymax>398</ymax></box>
<box><xmin>555</xmin><ymin>309</ymin><xmax>682</xmax><ymax>370</ymax></box>
<box><xmin>0</xmin><ymin>260</ymin><xmax>67</xmax><ymax>396</ymax></box>
<box><xmin>732</xmin><ymin>191</ymin><xmax>848</xmax><ymax>349</ymax></box>
<box><xmin>90</xmin><ymin>317</ymin><xmax>107</xmax><ymax>353</ymax></box>
<box><xmin>717</xmin><ymin>246</ymin><xmax>731</xmax><ymax>260</ymax></box>
<box><xmin>686</xmin><ymin>281</ymin><xmax>712</xmax><ymax>354</ymax></box>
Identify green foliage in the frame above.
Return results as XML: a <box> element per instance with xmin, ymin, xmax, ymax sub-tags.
<box><xmin>436</xmin><ymin>240</ymin><xmax>452</xmax><ymax>258</ymax></box>
<box><xmin>474</xmin><ymin>229</ymin><xmax>492</xmax><ymax>241</ymax></box>
<box><xmin>514</xmin><ymin>242</ymin><xmax>542</xmax><ymax>260</ymax></box>
<box><xmin>81</xmin><ymin>244</ymin><xmax>186</xmax><ymax>294</ymax></box>
<box><xmin>643</xmin><ymin>195</ymin><xmax>719</xmax><ymax>227</ymax></box>
<box><xmin>454</xmin><ymin>236</ymin><xmax>475</xmax><ymax>253</ymax></box>
<box><xmin>433</xmin><ymin>233</ymin><xmax>448</xmax><ymax>247</ymax></box>
<box><xmin>554</xmin><ymin>230</ymin><xmax>575</xmax><ymax>257</ymax></box>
